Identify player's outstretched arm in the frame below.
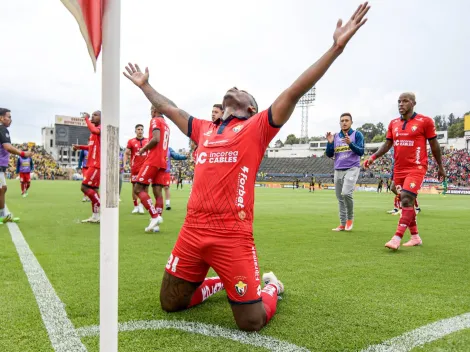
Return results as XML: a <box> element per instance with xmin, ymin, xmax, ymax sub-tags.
<box><xmin>271</xmin><ymin>2</ymin><xmax>370</xmax><ymax>127</ymax></box>
<box><xmin>84</xmin><ymin>116</ymin><xmax>100</xmax><ymax>135</ymax></box>
<box><xmin>429</xmin><ymin>138</ymin><xmax>446</xmax><ymax>181</ymax></box>
<box><xmin>123</xmin><ymin>63</ymin><xmax>190</xmax><ymax>136</ymax></box>
<box><xmin>364</xmin><ymin>139</ymin><xmax>393</xmax><ymax>168</ymax></box>
<box><xmin>2</xmin><ymin>143</ymin><xmax>32</xmax><ymax>158</ymax></box>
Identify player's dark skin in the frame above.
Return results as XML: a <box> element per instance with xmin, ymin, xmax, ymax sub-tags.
<box><xmin>124</xmin><ymin>2</ymin><xmax>371</xmax><ymax>331</ymax></box>
<box><xmin>366</xmin><ymin>93</ymin><xmax>446</xmax><ymax>208</ymax></box>
<box><xmin>73</xmin><ymin>111</ymin><xmax>101</xmax><ymax>194</ymax></box>
<box><xmin>133</xmin><ymin>106</ymin><xmax>162</xmax><ymax>197</ymax></box>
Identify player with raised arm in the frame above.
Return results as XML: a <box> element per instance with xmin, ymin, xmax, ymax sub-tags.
<box><xmin>123</xmin><ymin>2</ymin><xmax>370</xmax><ymax>331</ymax></box>
<box><xmin>133</xmin><ymin>106</ymin><xmax>170</xmax><ymax>232</ymax></box>
<box><xmin>123</xmin><ymin>124</ymin><xmax>149</xmax><ymax>214</ymax></box>
<box><xmin>0</xmin><ymin>108</ymin><xmax>33</xmax><ymax>222</ymax></box>
<box><xmin>364</xmin><ymin>93</ymin><xmax>445</xmax><ymax>250</ymax></box>
<box><xmin>72</xmin><ymin>111</ymin><xmax>102</xmax><ymax>223</ymax></box>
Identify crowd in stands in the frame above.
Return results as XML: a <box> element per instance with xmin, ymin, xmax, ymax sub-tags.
<box><xmin>428</xmin><ymin>149</ymin><xmax>470</xmax><ymax>186</ymax></box>
<box><xmin>6</xmin><ymin>144</ymin><xmax>66</xmax><ymax>180</ymax></box>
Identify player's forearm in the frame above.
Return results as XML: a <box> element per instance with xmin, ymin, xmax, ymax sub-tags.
<box><xmin>325</xmin><ymin>143</ymin><xmax>335</xmax><ymax>157</ymax></box>
<box><xmin>373</xmin><ymin>140</ymin><xmax>393</xmax><ymax>159</ymax></box>
<box><xmin>77</xmin><ymin>145</ymin><xmax>88</xmax><ymax>150</ymax></box>
<box><xmin>140</xmin><ymin>82</ymin><xmax>190</xmax><ymax>135</ymax></box>
<box><xmin>144</xmin><ymin>138</ymin><xmax>159</xmax><ymax>151</ymax></box>
<box><xmin>430</xmin><ymin>139</ymin><xmax>443</xmax><ymax>167</ymax></box>
<box><xmin>4</xmin><ymin>144</ymin><xmax>22</xmax><ymax>156</ymax></box>
<box><xmin>271</xmin><ymin>45</ymin><xmax>343</xmax><ymax>126</ymax></box>
<box><xmin>85</xmin><ymin>117</ymin><xmax>100</xmax><ymax>134</ymax></box>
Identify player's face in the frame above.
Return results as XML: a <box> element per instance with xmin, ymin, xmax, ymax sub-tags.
<box><xmin>211</xmin><ymin>107</ymin><xmax>223</xmax><ymax>122</ymax></box>
<box><xmin>398</xmin><ymin>94</ymin><xmax>415</xmax><ymax>116</ymax></box>
<box><xmin>0</xmin><ymin>112</ymin><xmax>12</xmax><ymax>127</ymax></box>
<box><xmin>135</xmin><ymin>126</ymin><xmax>144</xmax><ymax>138</ymax></box>
<box><xmin>91</xmin><ymin>111</ymin><xmax>101</xmax><ymax>125</ymax></box>
<box><xmin>222</xmin><ymin>87</ymin><xmax>257</xmax><ymax>117</ymax></box>
<box><xmin>340</xmin><ymin>116</ymin><xmax>352</xmax><ymax>131</ymax></box>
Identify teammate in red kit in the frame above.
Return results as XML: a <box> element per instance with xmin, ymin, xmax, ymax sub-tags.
<box><xmin>211</xmin><ymin>104</ymin><xmax>224</xmax><ymax>122</ymax></box>
<box><xmin>123</xmin><ymin>124</ymin><xmax>149</xmax><ymax>214</ymax></box>
<box><xmin>133</xmin><ymin>106</ymin><xmax>170</xmax><ymax>232</ymax></box>
<box><xmin>124</xmin><ymin>2</ymin><xmax>370</xmax><ymax>331</ymax></box>
<box><xmin>365</xmin><ymin>93</ymin><xmax>445</xmax><ymax>250</ymax></box>
<box><xmin>73</xmin><ymin>111</ymin><xmax>102</xmax><ymax>223</ymax></box>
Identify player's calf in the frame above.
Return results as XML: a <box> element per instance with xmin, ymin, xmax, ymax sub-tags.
<box><xmin>159</xmin><ymin>272</ymin><xmax>202</xmax><ymax>312</ymax></box>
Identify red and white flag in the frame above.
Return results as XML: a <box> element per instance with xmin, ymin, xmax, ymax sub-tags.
<box><xmin>61</xmin><ymin>0</ymin><xmax>103</xmax><ymax>70</ymax></box>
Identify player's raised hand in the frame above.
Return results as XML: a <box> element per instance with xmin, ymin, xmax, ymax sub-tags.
<box><xmin>72</xmin><ymin>144</ymin><xmax>79</xmax><ymax>151</ymax></box>
<box><xmin>326</xmin><ymin>132</ymin><xmax>334</xmax><ymax>143</ymax></box>
<box><xmin>123</xmin><ymin>63</ymin><xmax>149</xmax><ymax>88</ymax></box>
<box><xmin>342</xmin><ymin>135</ymin><xmax>352</xmax><ymax>145</ymax></box>
<box><xmin>24</xmin><ymin>151</ymin><xmax>32</xmax><ymax>158</ymax></box>
<box><xmin>333</xmin><ymin>2</ymin><xmax>370</xmax><ymax>49</ymax></box>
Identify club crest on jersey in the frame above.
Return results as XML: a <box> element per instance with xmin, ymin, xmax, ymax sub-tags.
<box><xmin>235</xmin><ymin>281</ymin><xmax>248</xmax><ymax>296</ymax></box>
<box><xmin>410</xmin><ymin>182</ymin><xmax>416</xmax><ymax>189</ymax></box>
<box><xmin>238</xmin><ymin>210</ymin><xmax>246</xmax><ymax>220</ymax></box>
<box><xmin>411</xmin><ymin>125</ymin><xmax>418</xmax><ymax>132</ymax></box>
<box><xmin>232</xmin><ymin>124</ymin><xmax>243</xmax><ymax>133</ymax></box>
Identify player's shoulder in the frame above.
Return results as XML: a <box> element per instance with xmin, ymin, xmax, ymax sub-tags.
<box><xmin>414</xmin><ymin>113</ymin><xmax>433</xmax><ymax>123</ymax></box>
<box><xmin>390</xmin><ymin>117</ymin><xmax>402</xmax><ymax>124</ymax></box>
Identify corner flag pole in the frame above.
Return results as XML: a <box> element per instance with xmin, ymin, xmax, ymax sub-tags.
<box><xmin>100</xmin><ymin>0</ymin><xmax>120</xmax><ymax>351</ymax></box>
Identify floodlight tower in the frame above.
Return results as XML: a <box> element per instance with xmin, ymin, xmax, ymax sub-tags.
<box><xmin>296</xmin><ymin>87</ymin><xmax>316</xmax><ymax>144</ymax></box>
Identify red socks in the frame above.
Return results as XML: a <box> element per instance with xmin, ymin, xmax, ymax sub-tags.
<box><xmin>155</xmin><ymin>196</ymin><xmax>164</xmax><ymax>217</ymax></box>
<box><xmin>394</xmin><ymin>207</ymin><xmax>414</xmax><ymax>238</ymax></box>
<box><xmin>261</xmin><ymin>284</ymin><xmax>279</xmax><ymax>324</ymax></box>
<box><xmin>394</xmin><ymin>195</ymin><xmax>401</xmax><ymax>210</ymax></box>
<box><xmin>408</xmin><ymin>212</ymin><xmax>419</xmax><ymax>235</ymax></box>
<box><xmin>133</xmin><ymin>199</ymin><xmax>138</xmax><ymax>206</ymax></box>
<box><xmin>20</xmin><ymin>183</ymin><xmax>25</xmax><ymax>193</ymax></box>
<box><xmin>84</xmin><ymin>188</ymin><xmax>100</xmax><ymax>213</ymax></box>
<box><xmin>26</xmin><ymin>182</ymin><xmax>31</xmax><ymax>190</ymax></box>
<box><xmin>188</xmin><ymin>277</ymin><xmax>224</xmax><ymax>308</ymax></box>
<box><xmin>137</xmin><ymin>191</ymin><xmax>158</xmax><ymax>218</ymax></box>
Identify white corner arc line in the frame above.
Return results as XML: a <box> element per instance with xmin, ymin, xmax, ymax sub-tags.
<box><xmin>361</xmin><ymin>312</ymin><xmax>470</xmax><ymax>352</ymax></box>
<box><xmin>5</xmin><ymin>206</ymin><xmax>87</xmax><ymax>352</ymax></box>
<box><xmin>76</xmin><ymin>319</ymin><xmax>310</xmax><ymax>352</ymax></box>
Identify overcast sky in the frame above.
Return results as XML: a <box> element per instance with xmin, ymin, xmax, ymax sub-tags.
<box><xmin>1</xmin><ymin>0</ymin><xmax>468</xmax><ymax>150</ymax></box>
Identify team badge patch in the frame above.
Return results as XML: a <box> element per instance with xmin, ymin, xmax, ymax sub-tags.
<box><xmin>238</xmin><ymin>210</ymin><xmax>246</xmax><ymax>220</ymax></box>
<box><xmin>411</xmin><ymin>125</ymin><xmax>418</xmax><ymax>132</ymax></box>
<box><xmin>410</xmin><ymin>182</ymin><xmax>416</xmax><ymax>189</ymax></box>
<box><xmin>232</xmin><ymin>124</ymin><xmax>243</xmax><ymax>133</ymax></box>
<box><xmin>235</xmin><ymin>281</ymin><xmax>248</xmax><ymax>296</ymax></box>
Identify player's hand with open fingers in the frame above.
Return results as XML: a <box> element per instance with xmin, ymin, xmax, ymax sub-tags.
<box><xmin>438</xmin><ymin>166</ymin><xmax>446</xmax><ymax>182</ymax></box>
<box><xmin>72</xmin><ymin>144</ymin><xmax>79</xmax><ymax>151</ymax></box>
<box><xmin>326</xmin><ymin>132</ymin><xmax>334</xmax><ymax>143</ymax></box>
<box><xmin>333</xmin><ymin>2</ymin><xmax>370</xmax><ymax>49</ymax></box>
<box><xmin>123</xmin><ymin>63</ymin><xmax>149</xmax><ymax>88</ymax></box>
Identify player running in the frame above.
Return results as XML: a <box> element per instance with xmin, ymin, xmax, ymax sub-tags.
<box><xmin>73</xmin><ymin>111</ymin><xmax>102</xmax><ymax>223</ymax></box>
<box><xmin>133</xmin><ymin>106</ymin><xmax>170</xmax><ymax>232</ymax></box>
<box><xmin>124</xmin><ymin>2</ymin><xmax>370</xmax><ymax>331</ymax></box>
<box><xmin>0</xmin><ymin>108</ymin><xmax>33</xmax><ymax>223</ymax></box>
<box><xmin>16</xmin><ymin>146</ymin><xmax>34</xmax><ymax>197</ymax></box>
<box><xmin>124</xmin><ymin>124</ymin><xmax>149</xmax><ymax>214</ymax></box>
<box><xmin>365</xmin><ymin>93</ymin><xmax>445</xmax><ymax>250</ymax></box>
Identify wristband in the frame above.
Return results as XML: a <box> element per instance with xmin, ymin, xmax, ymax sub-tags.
<box><xmin>20</xmin><ymin>151</ymin><xmax>25</xmax><ymax>158</ymax></box>
<box><xmin>370</xmin><ymin>154</ymin><xmax>377</xmax><ymax>161</ymax></box>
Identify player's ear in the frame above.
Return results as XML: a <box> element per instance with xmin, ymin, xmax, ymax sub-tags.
<box><xmin>248</xmin><ymin>105</ymin><xmax>257</xmax><ymax>116</ymax></box>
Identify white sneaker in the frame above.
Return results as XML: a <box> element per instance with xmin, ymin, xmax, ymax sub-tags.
<box><xmin>387</xmin><ymin>209</ymin><xmax>398</xmax><ymax>214</ymax></box>
<box><xmin>138</xmin><ymin>204</ymin><xmax>145</xmax><ymax>214</ymax></box>
<box><xmin>81</xmin><ymin>216</ymin><xmax>100</xmax><ymax>223</ymax></box>
<box><xmin>145</xmin><ymin>217</ymin><xmax>160</xmax><ymax>232</ymax></box>
<box><xmin>132</xmin><ymin>207</ymin><xmax>139</xmax><ymax>214</ymax></box>
<box><xmin>392</xmin><ymin>209</ymin><xmax>402</xmax><ymax>216</ymax></box>
<box><xmin>262</xmin><ymin>272</ymin><xmax>284</xmax><ymax>295</ymax></box>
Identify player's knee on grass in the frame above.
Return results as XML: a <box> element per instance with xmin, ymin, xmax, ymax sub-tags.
<box><xmin>160</xmin><ymin>272</ymin><xmax>200</xmax><ymax>312</ymax></box>
<box><xmin>231</xmin><ymin>301</ymin><xmax>266</xmax><ymax>332</ymax></box>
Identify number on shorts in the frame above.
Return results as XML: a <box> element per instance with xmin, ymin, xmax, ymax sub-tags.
<box><xmin>162</xmin><ymin>130</ymin><xmax>170</xmax><ymax>151</ymax></box>
<box><xmin>166</xmin><ymin>254</ymin><xmax>179</xmax><ymax>273</ymax></box>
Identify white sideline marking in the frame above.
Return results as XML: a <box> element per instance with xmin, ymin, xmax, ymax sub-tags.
<box><xmin>76</xmin><ymin>319</ymin><xmax>310</xmax><ymax>352</ymax></box>
<box><xmin>361</xmin><ymin>312</ymin><xmax>470</xmax><ymax>352</ymax></box>
<box><xmin>6</xmin><ymin>206</ymin><xmax>87</xmax><ymax>352</ymax></box>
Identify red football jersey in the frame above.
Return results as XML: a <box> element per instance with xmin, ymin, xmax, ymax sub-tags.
<box><xmin>145</xmin><ymin>117</ymin><xmax>170</xmax><ymax>169</ymax></box>
<box><xmin>185</xmin><ymin>108</ymin><xmax>280</xmax><ymax>234</ymax></box>
<box><xmin>126</xmin><ymin>137</ymin><xmax>149</xmax><ymax>173</ymax></box>
<box><xmin>386</xmin><ymin>113</ymin><xmax>436</xmax><ymax>172</ymax></box>
<box><xmin>87</xmin><ymin>125</ymin><xmax>101</xmax><ymax>169</ymax></box>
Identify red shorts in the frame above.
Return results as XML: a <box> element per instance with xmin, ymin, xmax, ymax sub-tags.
<box><xmin>19</xmin><ymin>172</ymin><xmax>31</xmax><ymax>183</ymax></box>
<box><xmin>166</xmin><ymin>227</ymin><xmax>262</xmax><ymax>304</ymax></box>
<box><xmin>160</xmin><ymin>172</ymin><xmax>171</xmax><ymax>187</ymax></box>
<box><xmin>82</xmin><ymin>167</ymin><xmax>100</xmax><ymax>188</ymax></box>
<box><xmin>393</xmin><ymin>170</ymin><xmax>426</xmax><ymax>195</ymax></box>
<box><xmin>136</xmin><ymin>164</ymin><xmax>166</xmax><ymax>186</ymax></box>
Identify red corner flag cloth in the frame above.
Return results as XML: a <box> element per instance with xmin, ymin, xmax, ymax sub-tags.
<box><xmin>61</xmin><ymin>0</ymin><xmax>103</xmax><ymax>70</ymax></box>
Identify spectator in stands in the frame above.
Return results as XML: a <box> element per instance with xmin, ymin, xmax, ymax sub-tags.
<box><xmin>326</xmin><ymin>112</ymin><xmax>365</xmax><ymax>232</ymax></box>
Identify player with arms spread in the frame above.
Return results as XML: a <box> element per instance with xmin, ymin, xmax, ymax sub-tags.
<box><xmin>123</xmin><ymin>2</ymin><xmax>370</xmax><ymax>331</ymax></box>
<box><xmin>123</xmin><ymin>123</ymin><xmax>149</xmax><ymax>214</ymax></box>
<box><xmin>73</xmin><ymin>111</ymin><xmax>102</xmax><ymax>223</ymax></box>
<box><xmin>365</xmin><ymin>93</ymin><xmax>445</xmax><ymax>250</ymax></box>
